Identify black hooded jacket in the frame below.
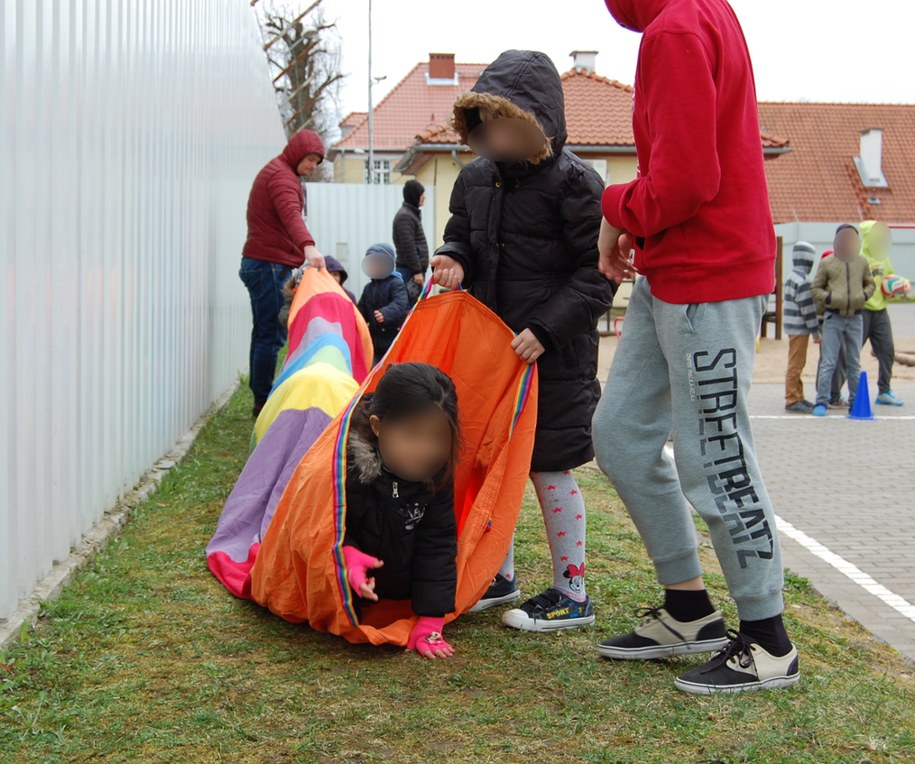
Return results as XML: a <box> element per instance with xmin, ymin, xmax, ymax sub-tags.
<box><xmin>436</xmin><ymin>50</ymin><xmax>615</xmax><ymax>472</ymax></box>
<box><xmin>392</xmin><ymin>203</ymin><xmax>430</xmax><ymax>275</ymax></box>
<box><xmin>343</xmin><ymin>426</ymin><xmax>457</xmax><ymax>617</ymax></box>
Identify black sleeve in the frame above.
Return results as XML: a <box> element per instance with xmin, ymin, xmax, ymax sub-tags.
<box><xmin>342</xmin><ymin>468</ymin><xmax>367</xmax><ymax>550</ymax></box>
<box><xmin>416</xmin><ymin>217</ymin><xmax>430</xmax><ymax>272</ymax></box>
<box><xmin>380</xmin><ymin>278</ymin><xmax>409</xmax><ymax>325</ymax></box>
<box><xmin>526</xmin><ymin>164</ymin><xmax>616</xmax><ymax>349</ymax></box>
<box><xmin>434</xmin><ymin>171</ymin><xmax>475</xmax><ymax>285</ymax></box>
<box><xmin>393</xmin><ymin>209</ymin><xmax>421</xmax><ymax>274</ymax></box>
<box><xmin>357</xmin><ymin>288</ymin><xmax>370</xmax><ymax>324</ymax></box>
<box><xmin>411</xmin><ymin>483</ymin><xmax>457</xmax><ymax>617</ymax></box>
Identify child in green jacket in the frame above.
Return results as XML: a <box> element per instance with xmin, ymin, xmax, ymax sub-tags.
<box><xmin>860</xmin><ymin>221</ymin><xmax>911</xmax><ymax>406</ymax></box>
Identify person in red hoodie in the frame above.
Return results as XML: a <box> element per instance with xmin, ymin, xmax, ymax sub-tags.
<box><xmin>591</xmin><ymin>0</ymin><xmax>799</xmax><ymax>695</ymax></box>
<box><xmin>240</xmin><ymin>130</ymin><xmax>326</xmax><ymax>417</ymax></box>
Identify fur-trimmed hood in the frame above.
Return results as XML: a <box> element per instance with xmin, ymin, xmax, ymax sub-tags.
<box><xmin>348</xmin><ymin>424</ymin><xmax>384</xmax><ymax>485</ymax></box>
<box><xmin>452</xmin><ymin>50</ymin><xmax>566</xmax><ymax>165</ymax></box>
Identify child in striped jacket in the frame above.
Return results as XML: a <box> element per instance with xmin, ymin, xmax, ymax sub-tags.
<box><xmin>783</xmin><ymin>241</ymin><xmax>821</xmax><ymax>412</ymax></box>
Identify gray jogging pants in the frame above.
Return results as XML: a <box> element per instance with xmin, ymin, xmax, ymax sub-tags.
<box><xmin>593</xmin><ymin>277</ymin><xmax>784</xmax><ymax>621</ymax></box>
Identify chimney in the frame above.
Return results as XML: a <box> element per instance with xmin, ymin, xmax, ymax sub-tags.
<box><xmin>428</xmin><ymin>53</ymin><xmax>456</xmax><ymax>82</ymax></box>
<box><xmin>570</xmin><ymin>50</ymin><xmax>598</xmax><ymax>74</ymax></box>
<box><xmin>856</xmin><ymin>128</ymin><xmax>888</xmax><ymax>188</ymax></box>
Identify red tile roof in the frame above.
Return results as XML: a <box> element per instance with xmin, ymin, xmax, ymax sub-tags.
<box><xmin>404</xmin><ymin>68</ymin><xmax>636</xmax><ymax>148</ymax></box>
<box><xmin>560</xmin><ymin>69</ymin><xmax>634</xmax><ymax>146</ymax></box>
<box><xmin>333</xmin><ymin>62</ymin><xmax>487</xmax><ymax>151</ymax></box>
<box><xmin>340</xmin><ymin>111</ymin><xmax>367</xmax><ymax>129</ymax></box>
<box><xmin>336</xmin><ymin>58</ymin><xmax>787</xmax><ymax>158</ymax></box>
<box><xmin>759</xmin><ymin>102</ymin><xmax>915</xmax><ymax>223</ymax></box>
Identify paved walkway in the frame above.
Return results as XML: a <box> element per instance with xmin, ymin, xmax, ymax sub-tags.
<box><xmin>748</xmin><ymin>380</ymin><xmax>915</xmax><ymax>663</ymax></box>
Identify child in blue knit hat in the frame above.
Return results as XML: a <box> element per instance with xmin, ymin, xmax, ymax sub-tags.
<box><xmin>358</xmin><ymin>243</ymin><xmax>409</xmax><ymax>364</ymax></box>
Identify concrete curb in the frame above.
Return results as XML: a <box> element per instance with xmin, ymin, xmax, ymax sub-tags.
<box><xmin>0</xmin><ymin>383</ymin><xmax>239</xmax><ymax>651</ymax></box>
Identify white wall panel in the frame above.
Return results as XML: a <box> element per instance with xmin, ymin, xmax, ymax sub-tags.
<box><xmin>0</xmin><ymin>0</ymin><xmax>285</xmax><ymax>620</ymax></box>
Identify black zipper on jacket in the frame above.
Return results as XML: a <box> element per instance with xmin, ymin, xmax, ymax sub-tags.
<box><xmin>392</xmin><ymin>481</ymin><xmax>399</xmax><ymax>498</ymax></box>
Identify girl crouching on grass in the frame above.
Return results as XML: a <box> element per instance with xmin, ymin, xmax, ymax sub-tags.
<box><xmin>343</xmin><ymin>362</ymin><xmax>461</xmax><ymax>659</ymax></box>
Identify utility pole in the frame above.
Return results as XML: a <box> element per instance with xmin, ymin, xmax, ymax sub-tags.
<box><xmin>367</xmin><ymin>0</ymin><xmax>374</xmax><ymax>184</ymax></box>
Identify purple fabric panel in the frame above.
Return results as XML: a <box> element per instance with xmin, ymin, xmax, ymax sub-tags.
<box><xmin>206</xmin><ymin>407</ymin><xmax>331</xmax><ymax>562</ymax></box>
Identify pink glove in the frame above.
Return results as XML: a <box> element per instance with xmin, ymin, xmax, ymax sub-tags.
<box><xmin>342</xmin><ymin>545</ymin><xmax>383</xmax><ymax>602</ymax></box>
<box><xmin>407</xmin><ymin>616</ymin><xmax>454</xmax><ymax>659</ymax></box>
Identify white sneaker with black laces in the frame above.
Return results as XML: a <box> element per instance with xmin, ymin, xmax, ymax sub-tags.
<box><xmin>674</xmin><ymin>630</ymin><xmax>800</xmax><ymax>695</ymax></box>
<box><xmin>597</xmin><ymin>607</ymin><xmax>729</xmax><ymax>660</ymax></box>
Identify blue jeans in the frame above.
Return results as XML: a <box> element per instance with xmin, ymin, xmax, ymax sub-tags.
<box><xmin>239</xmin><ymin>256</ymin><xmax>291</xmax><ymax>407</ymax></box>
<box><xmin>816</xmin><ymin>312</ymin><xmax>862</xmax><ymax>406</ymax></box>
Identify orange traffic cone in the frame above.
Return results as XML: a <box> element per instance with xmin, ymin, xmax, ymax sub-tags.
<box><xmin>848</xmin><ymin>371</ymin><xmax>875</xmax><ymax>421</ymax></box>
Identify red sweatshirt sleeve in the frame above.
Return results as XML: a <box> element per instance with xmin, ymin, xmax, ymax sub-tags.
<box><xmin>267</xmin><ymin>172</ymin><xmax>315</xmax><ymax>251</ymax></box>
<box><xmin>602</xmin><ymin>31</ymin><xmax>721</xmax><ymax>238</ymax></box>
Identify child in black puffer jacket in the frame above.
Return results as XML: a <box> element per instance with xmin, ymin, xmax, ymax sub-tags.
<box><xmin>343</xmin><ymin>362</ymin><xmax>460</xmax><ymax>659</ymax></box>
<box><xmin>431</xmin><ymin>50</ymin><xmax>614</xmax><ymax>633</ymax></box>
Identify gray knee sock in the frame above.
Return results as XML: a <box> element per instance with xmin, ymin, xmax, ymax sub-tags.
<box><xmin>532</xmin><ymin>471</ymin><xmax>587</xmax><ymax>602</ymax></box>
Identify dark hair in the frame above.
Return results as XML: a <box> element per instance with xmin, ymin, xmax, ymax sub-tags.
<box><xmin>835</xmin><ymin>224</ymin><xmax>859</xmax><ymax>236</ymax></box>
<box><xmin>350</xmin><ymin>363</ymin><xmax>460</xmax><ymax>487</ymax></box>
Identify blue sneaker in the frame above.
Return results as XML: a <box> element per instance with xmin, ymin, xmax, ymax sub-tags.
<box><xmin>501</xmin><ymin>588</ymin><xmax>595</xmax><ymax>632</ymax></box>
<box><xmin>811</xmin><ymin>404</ymin><xmax>827</xmax><ymax>417</ymax></box>
<box><xmin>875</xmin><ymin>391</ymin><xmax>904</xmax><ymax>406</ymax></box>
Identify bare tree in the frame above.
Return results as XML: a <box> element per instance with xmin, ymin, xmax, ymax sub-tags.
<box><xmin>255</xmin><ymin>0</ymin><xmax>344</xmax><ymax>181</ymax></box>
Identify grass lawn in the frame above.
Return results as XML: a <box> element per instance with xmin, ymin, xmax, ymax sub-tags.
<box><xmin>2</xmin><ymin>383</ymin><xmax>914</xmax><ymax>763</ymax></box>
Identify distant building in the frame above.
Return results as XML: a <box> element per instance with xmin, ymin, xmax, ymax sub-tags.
<box><xmin>758</xmin><ymin>103</ymin><xmax>915</xmax><ymax>274</ymax></box>
<box><xmin>330</xmin><ymin>54</ymin><xmax>485</xmax><ymax>187</ymax></box>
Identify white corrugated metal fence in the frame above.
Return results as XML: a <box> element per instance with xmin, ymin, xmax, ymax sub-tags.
<box><xmin>0</xmin><ymin>0</ymin><xmax>285</xmax><ymax>621</ymax></box>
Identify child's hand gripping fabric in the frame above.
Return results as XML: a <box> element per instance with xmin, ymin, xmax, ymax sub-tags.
<box><xmin>406</xmin><ymin>616</ymin><xmax>454</xmax><ymax>659</ymax></box>
<box><xmin>511</xmin><ymin>329</ymin><xmax>546</xmax><ymax>364</ymax></box>
<box><xmin>342</xmin><ymin>545</ymin><xmax>384</xmax><ymax>602</ymax></box>
<box><xmin>430</xmin><ymin>255</ymin><xmax>464</xmax><ymax>290</ymax></box>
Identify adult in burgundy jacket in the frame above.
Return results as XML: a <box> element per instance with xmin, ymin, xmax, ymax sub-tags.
<box><xmin>239</xmin><ymin>129</ymin><xmax>325</xmax><ymax>416</ymax></box>
<box><xmin>591</xmin><ymin>0</ymin><xmax>799</xmax><ymax>696</ymax></box>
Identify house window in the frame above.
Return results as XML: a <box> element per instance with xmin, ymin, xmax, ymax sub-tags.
<box><xmin>366</xmin><ymin>158</ymin><xmax>391</xmax><ymax>185</ymax></box>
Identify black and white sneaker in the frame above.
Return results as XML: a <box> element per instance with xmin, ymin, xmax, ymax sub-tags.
<box><xmin>674</xmin><ymin>630</ymin><xmax>800</xmax><ymax>695</ymax></box>
<box><xmin>468</xmin><ymin>574</ymin><xmax>521</xmax><ymax>613</ymax></box>
<box><xmin>597</xmin><ymin>607</ymin><xmax>729</xmax><ymax>660</ymax></box>
<box><xmin>501</xmin><ymin>588</ymin><xmax>595</xmax><ymax>632</ymax></box>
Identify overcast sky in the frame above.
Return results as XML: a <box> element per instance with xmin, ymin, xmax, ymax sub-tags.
<box><xmin>317</xmin><ymin>0</ymin><xmax>914</xmax><ymax>121</ymax></box>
